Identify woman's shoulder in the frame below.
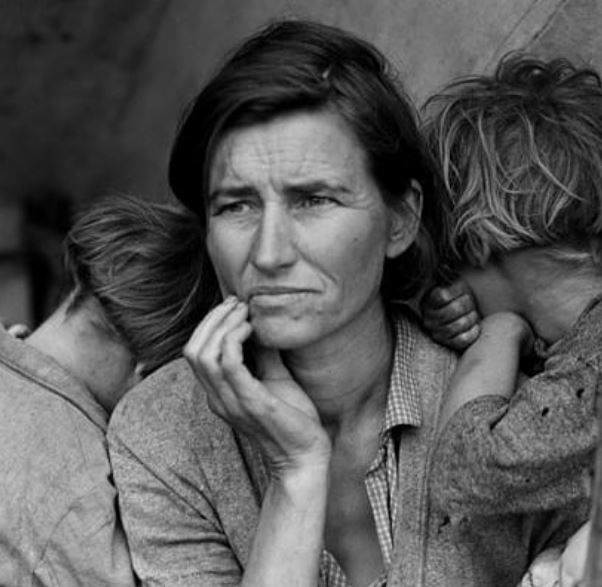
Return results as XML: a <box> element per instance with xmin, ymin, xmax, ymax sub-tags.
<box><xmin>392</xmin><ymin>304</ymin><xmax>458</xmax><ymax>358</ymax></box>
<box><xmin>108</xmin><ymin>358</ymin><xmax>229</xmax><ymax>455</ymax></box>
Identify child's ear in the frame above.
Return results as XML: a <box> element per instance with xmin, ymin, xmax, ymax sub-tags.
<box><xmin>386</xmin><ymin>179</ymin><xmax>423</xmax><ymax>259</ymax></box>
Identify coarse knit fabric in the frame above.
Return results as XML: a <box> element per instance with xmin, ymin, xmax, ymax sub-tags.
<box><xmin>430</xmin><ymin>295</ymin><xmax>602</xmax><ymax>520</ymax></box>
<box><xmin>0</xmin><ymin>327</ymin><xmax>137</xmax><ymax>586</ymax></box>
<box><xmin>108</xmin><ymin>310</ymin><xmax>584</xmax><ymax>587</ymax></box>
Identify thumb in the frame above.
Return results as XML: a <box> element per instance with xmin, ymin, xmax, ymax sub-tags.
<box><xmin>254</xmin><ymin>347</ymin><xmax>291</xmax><ymax>381</ymax></box>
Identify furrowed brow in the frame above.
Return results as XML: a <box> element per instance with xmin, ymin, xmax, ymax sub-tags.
<box><xmin>208</xmin><ymin>186</ymin><xmax>259</xmax><ymax>201</ymax></box>
<box><xmin>285</xmin><ymin>180</ymin><xmax>350</xmax><ymax>196</ymax></box>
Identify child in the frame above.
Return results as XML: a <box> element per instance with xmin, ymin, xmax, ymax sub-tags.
<box><xmin>422</xmin><ymin>54</ymin><xmax>602</xmax><ymax>532</ymax></box>
<box><xmin>0</xmin><ymin>195</ymin><xmax>211</xmax><ymax>585</ymax></box>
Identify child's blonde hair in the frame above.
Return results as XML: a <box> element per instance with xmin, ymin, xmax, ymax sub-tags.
<box><xmin>425</xmin><ymin>54</ymin><xmax>602</xmax><ymax>269</ymax></box>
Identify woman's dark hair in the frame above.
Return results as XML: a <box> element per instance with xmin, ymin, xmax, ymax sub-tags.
<box><xmin>169</xmin><ymin>19</ymin><xmax>445</xmax><ymax>301</ymax></box>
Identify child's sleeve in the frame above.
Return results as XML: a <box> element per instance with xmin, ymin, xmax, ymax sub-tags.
<box><xmin>430</xmin><ymin>351</ymin><xmax>598</xmax><ymax>518</ymax></box>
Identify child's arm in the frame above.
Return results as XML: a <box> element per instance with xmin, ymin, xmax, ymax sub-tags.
<box><xmin>430</xmin><ymin>329</ymin><xmax>597</xmax><ymax>518</ymax></box>
<box><xmin>437</xmin><ymin>311</ymin><xmax>532</xmax><ymax>434</ymax></box>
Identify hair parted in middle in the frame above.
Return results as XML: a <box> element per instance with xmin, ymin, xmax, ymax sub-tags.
<box><xmin>425</xmin><ymin>53</ymin><xmax>602</xmax><ymax>270</ymax></box>
<box><xmin>168</xmin><ymin>18</ymin><xmax>446</xmax><ymax>301</ymax></box>
<box><xmin>64</xmin><ymin>195</ymin><xmax>216</xmax><ymax>376</ymax></box>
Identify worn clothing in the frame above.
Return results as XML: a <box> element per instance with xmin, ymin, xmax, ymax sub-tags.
<box><xmin>0</xmin><ymin>327</ymin><xmax>136</xmax><ymax>586</ymax></box>
<box><xmin>108</xmin><ymin>311</ymin><xmax>584</xmax><ymax>587</ymax></box>
<box><xmin>431</xmin><ymin>296</ymin><xmax>602</xmax><ymax>519</ymax></box>
<box><xmin>320</xmin><ymin>316</ymin><xmax>422</xmax><ymax>587</ymax></box>
<box><xmin>519</xmin><ymin>547</ymin><xmax>564</xmax><ymax>587</ymax></box>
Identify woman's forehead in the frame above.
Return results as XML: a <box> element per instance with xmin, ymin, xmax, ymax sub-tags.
<box><xmin>209</xmin><ymin>110</ymin><xmax>371</xmax><ymax>190</ymax></box>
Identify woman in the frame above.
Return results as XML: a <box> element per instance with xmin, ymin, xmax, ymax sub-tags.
<box><xmin>107</xmin><ymin>20</ymin><xmax>578</xmax><ymax>586</ymax></box>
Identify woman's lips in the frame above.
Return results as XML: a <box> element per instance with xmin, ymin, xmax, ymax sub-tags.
<box><xmin>247</xmin><ymin>287</ymin><xmax>316</xmax><ymax>306</ymax></box>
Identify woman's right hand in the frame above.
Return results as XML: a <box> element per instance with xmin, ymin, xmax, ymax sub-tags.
<box><xmin>184</xmin><ymin>296</ymin><xmax>331</xmax><ymax>477</ymax></box>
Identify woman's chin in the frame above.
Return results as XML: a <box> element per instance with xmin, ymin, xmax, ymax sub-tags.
<box><xmin>250</xmin><ymin>317</ymin><xmax>316</xmax><ymax>350</ymax></box>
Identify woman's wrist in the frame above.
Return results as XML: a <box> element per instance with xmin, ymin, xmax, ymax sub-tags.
<box><xmin>271</xmin><ymin>446</ymin><xmax>332</xmax><ymax>490</ymax></box>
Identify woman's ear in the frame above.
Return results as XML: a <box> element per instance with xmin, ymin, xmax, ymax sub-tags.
<box><xmin>386</xmin><ymin>179</ymin><xmax>423</xmax><ymax>258</ymax></box>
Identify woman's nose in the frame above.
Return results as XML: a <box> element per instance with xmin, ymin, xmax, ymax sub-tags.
<box><xmin>250</xmin><ymin>205</ymin><xmax>297</xmax><ymax>272</ymax></box>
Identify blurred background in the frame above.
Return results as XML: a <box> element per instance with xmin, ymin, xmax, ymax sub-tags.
<box><xmin>1</xmin><ymin>0</ymin><xmax>600</xmax><ymax>326</ymax></box>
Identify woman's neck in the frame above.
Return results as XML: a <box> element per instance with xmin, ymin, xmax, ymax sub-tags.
<box><xmin>279</xmin><ymin>298</ymin><xmax>393</xmax><ymax>436</ymax></box>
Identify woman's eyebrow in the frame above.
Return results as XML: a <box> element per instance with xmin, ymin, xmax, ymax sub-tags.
<box><xmin>208</xmin><ymin>186</ymin><xmax>259</xmax><ymax>201</ymax></box>
<box><xmin>285</xmin><ymin>180</ymin><xmax>351</xmax><ymax>196</ymax></box>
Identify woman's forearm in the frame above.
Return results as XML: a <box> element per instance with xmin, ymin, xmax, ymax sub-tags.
<box><xmin>242</xmin><ymin>462</ymin><xmax>330</xmax><ymax>587</ymax></box>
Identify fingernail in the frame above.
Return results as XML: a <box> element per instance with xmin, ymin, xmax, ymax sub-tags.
<box><xmin>223</xmin><ymin>295</ymin><xmax>237</xmax><ymax>304</ymax></box>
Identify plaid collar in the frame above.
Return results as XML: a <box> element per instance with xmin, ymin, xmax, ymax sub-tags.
<box><xmin>382</xmin><ymin>310</ymin><xmax>422</xmax><ymax>435</ymax></box>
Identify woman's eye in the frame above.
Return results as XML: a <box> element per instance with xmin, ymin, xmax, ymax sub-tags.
<box><xmin>300</xmin><ymin>195</ymin><xmax>336</xmax><ymax>208</ymax></box>
<box><xmin>213</xmin><ymin>201</ymin><xmax>253</xmax><ymax>216</ymax></box>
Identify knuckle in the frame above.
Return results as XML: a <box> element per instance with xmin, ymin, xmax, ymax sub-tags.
<box><xmin>448</xmin><ymin>295</ymin><xmax>470</xmax><ymax>316</ymax></box>
<box><xmin>220</xmin><ymin>350</ymin><xmax>241</xmax><ymax>371</ymax></box>
<box><xmin>457</xmin><ymin>312</ymin><xmax>476</xmax><ymax>330</ymax></box>
<box><xmin>455</xmin><ymin>327</ymin><xmax>479</xmax><ymax>346</ymax></box>
<box><xmin>431</xmin><ymin>287</ymin><xmax>451</xmax><ymax>305</ymax></box>
<box><xmin>422</xmin><ymin>285</ymin><xmax>451</xmax><ymax>309</ymax></box>
<box><xmin>459</xmin><ymin>293</ymin><xmax>476</xmax><ymax>313</ymax></box>
<box><xmin>445</xmin><ymin>278</ymin><xmax>471</xmax><ymax>298</ymax></box>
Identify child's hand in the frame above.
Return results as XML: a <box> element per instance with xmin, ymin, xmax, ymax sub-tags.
<box><xmin>421</xmin><ymin>280</ymin><xmax>480</xmax><ymax>351</ymax></box>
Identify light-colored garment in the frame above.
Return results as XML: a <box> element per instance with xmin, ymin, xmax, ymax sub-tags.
<box><xmin>430</xmin><ymin>296</ymin><xmax>601</xmax><ymax>520</ymax></box>
<box><xmin>0</xmin><ymin>327</ymin><xmax>137</xmax><ymax>586</ymax></box>
<box><xmin>519</xmin><ymin>547</ymin><xmax>563</xmax><ymax>587</ymax></box>
<box><xmin>108</xmin><ymin>310</ymin><xmax>582</xmax><ymax>587</ymax></box>
<box><xmin>520</xmin><ymin>521</ymin><xmax>592</xmax><ymax>587</ymax></box>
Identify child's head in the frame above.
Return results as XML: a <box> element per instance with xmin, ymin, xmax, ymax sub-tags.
<box><xmin>64</xmin><ymin>195</ymin><xmax>213</xmax><ymax>378</ymax></box>
<box><xmin>425</xmin><ymin>54</ymin><xmax>602</xmax><ymax>272</ymax></box>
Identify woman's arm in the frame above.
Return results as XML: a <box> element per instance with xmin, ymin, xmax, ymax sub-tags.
<box><xmin>183</xmin><ymin>297</ymin><xmax>332</xmax><ymax>587</ymax></box>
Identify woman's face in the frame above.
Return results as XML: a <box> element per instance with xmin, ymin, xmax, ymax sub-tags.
<box><xmin>206</xmin><ymin>110</ymin><xmax>417</xmax><ymax>349</ymax></box>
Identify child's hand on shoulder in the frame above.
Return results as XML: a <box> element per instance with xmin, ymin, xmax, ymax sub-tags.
<box><xmin>421</xmin><ymin>280</ymin><xmax>480</xmax><ymax>351</ymax></box>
